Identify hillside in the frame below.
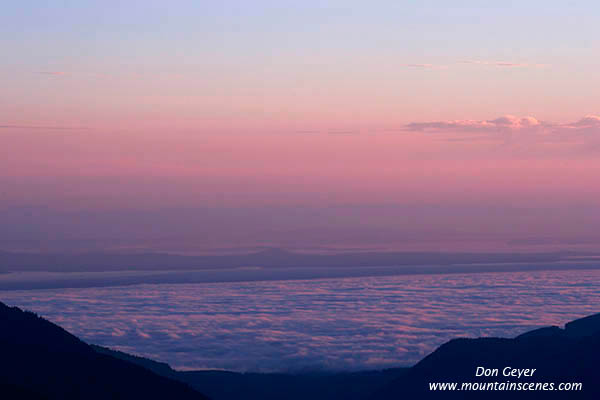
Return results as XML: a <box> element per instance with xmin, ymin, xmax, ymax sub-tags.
<box><xmin>373</xmin><ymin>313</ymin><xmax>600</xmax><ymax>399</ymax></box>
<box><xmin>3</xmin><ymin>299</ymin><xmax>600</xmax><ymax>399</ymax></box>
<box><xmin>0</xmin><ymin>301</ymin><xmax>209</xmax><ymax>400</ymax></box>
<box><xmin>93</xmin><ymin>344</ymin><xmax>407</xmax><ymax>400</ymax></box>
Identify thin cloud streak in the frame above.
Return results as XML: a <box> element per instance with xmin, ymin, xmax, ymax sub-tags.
<box><xmin>35</xmin><ymin>71</ymin><xmax>68</xmax><ymax>76</ymax></box>
<box><xmin>0</xmin><ymin>124</ymin><xmax>87</xmax><ymax>130</ymax></box>
<box><xmin>404</xmin><ymin>63</ymin><xmax>435</xmax><ymax>68</ymax></box>
<box><xmin>461</xmin><ymin>60</ymin><xmax>549</xmax><ymax>68</ymax></box>
<box><xmin>401</xmin><ymin>61</ymin><xmax>549</xmax><ymax>70</ymax></box>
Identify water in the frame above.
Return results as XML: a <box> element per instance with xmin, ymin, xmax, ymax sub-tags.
<box><xmin>1</xmin><ymin>269</ymin><xmax>599</xmax><ymax>372</ymax></box>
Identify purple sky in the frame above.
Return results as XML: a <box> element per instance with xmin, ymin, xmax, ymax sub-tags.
<box><xmin>1</xmin><ymin>2</ymin><xmax>599</xmax><ymax>253</ymax></box>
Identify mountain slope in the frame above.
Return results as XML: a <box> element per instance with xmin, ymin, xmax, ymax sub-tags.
<box><xmin>93</xmin><ymin>344</ymin><xmax>407</xmax><ymax>400</ymax></box>
<box><xmin>4</xmin><ymin>298</ymin><xmax>600</xmax><ymax>400</ymax></box>
<box><xmin>373</xmin><ymin>313</ymin><xmax>600</xmax><ymax>399</ymax></box>
<box><xmin>0</xmin><ymin>301</ymin><xmax>209</xmax><ymax>400</ymax></box>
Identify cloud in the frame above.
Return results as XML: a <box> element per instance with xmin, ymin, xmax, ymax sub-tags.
<box><xmin>564</xmin><ymin>115</ymin><xmax>600</xmax><ymax>129</ymax></box>
<box><xmin>461</xmin><ymin>60</ymin><xmax>548</xmax><ymax>68</ymax></box>
<box><xmin>1</xmin><ymin>269</ymin><xmax>598</xmax><ymax>372</ymax></box>
<box><xmin>401</xmin><ymin>63</ymin><xmax>449</xmax><ymax>70</ymax></box>
<box><xmin>404</xmin><ymin>115</ymin><xmax>548</xmax><ymax>133</ymax></box>
<box><xmin>403</xmin><ymin>64</ymin><xmax>435</xmax><ymax>68</ymax></box>
<box><xmin>0</xmin><ymin>124</ymin><xmax>86</xmax><ymax>130</ymax></box>
<box><xmin>404</xmin><ymin>115</ymin><xmax>600</xmax><ymax>152</ymax></box>
<box><xmin>36</xmin><ymin>71</ymin><xmax>68</xmax><ymax>76</ymax></box>
<box><xmin>404</xmin><ymin>115</ymin><xmax>599</xmax><ymax>137</ymax></box>
<box><xmin>400</xmin><ymin>61</ymin><xmax>548</xmax><ymax>70</ymax></box>
<box><xmin>327</xmin><ymin>130</ymin><xmax>360</xmax><ymax>135</ymax></box>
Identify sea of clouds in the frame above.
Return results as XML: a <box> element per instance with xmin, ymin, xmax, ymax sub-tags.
<box><xmin>1</xmin><ymin>270</ymin><xmax>599</xmax><ymax>372</ymax></box>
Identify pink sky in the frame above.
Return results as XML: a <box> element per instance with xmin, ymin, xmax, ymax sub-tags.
<box><xmin>1</xmin><ymin>2</ymin><xmax>599</xmax><ymax>252</ymax></box>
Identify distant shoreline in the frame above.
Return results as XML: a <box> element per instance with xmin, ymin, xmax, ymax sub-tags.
<box><xmin>2</xmin><ymin>260</ymin><xmax>600</xmax><ymax>291</ymax></box>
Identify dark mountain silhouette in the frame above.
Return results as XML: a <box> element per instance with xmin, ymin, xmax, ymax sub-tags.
<box><xmin>0</xmin><ymin>383</ymin><xmax>48</xmax><ymax>399</ymax></box>
<box><xmin>3</xmin><ymin>299</ymin><xmax>600</xmax><ymax>399</ymax></box>
<box><xmin>178</xmin><ymin>369</ymin><xmax>407</xmax><ymax>400</ymax></box>
<box><xmin>0</xmin><ymin>302</ymin><xmax>209</xmax><ymax>400</ymax></box>
<box><xmin>91</xmin><ymin>344</ymin><xmax>179</xmax><ymax>378</ymax></box>
<box><xmin>91</xmin><ymin>314</ymin><xmax>600</xmax><ymax>400</ymax></box>
<box><xmin>93</xmin><ymin>344</ymin><xmax>407</xmax><ymax>400</ymax></box>
<box><xmin>373</xmin><ymin>313</ymin><xmax>600</xmax><ymax>399</ymax></box>
<box><xmin>1</xmin><ymin>248</ymin><xmax>597</xmax><ymax>273</ymax></box>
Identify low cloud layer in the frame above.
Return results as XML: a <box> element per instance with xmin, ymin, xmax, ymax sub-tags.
<box><xmin>1</xmin><ymin>270</ymin><xmax>599</xmax><ymax>372</ymax></box>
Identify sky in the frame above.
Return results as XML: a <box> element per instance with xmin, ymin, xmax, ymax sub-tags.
<box><xmin>1</xmin><ymin>1</ymin><xmax>599</xmax><ymax>253</ymax></box>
